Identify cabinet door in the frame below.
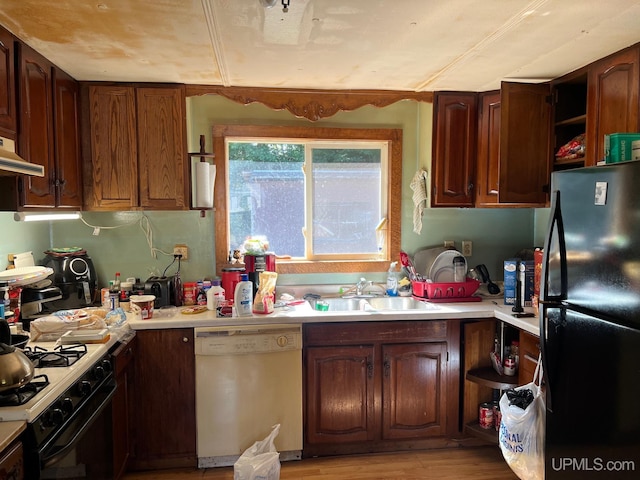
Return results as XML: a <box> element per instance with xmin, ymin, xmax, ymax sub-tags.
<box><xmin>53</xmin><ymin>67</ymin><xmax>82</xmax><ymax>208</ymax></box>
<box><xmin>136</xmin><ymin>87</ymin><xmax>188</xmax><ymax>210</ymax></box>
<box><xmin>131</xmin><ymin>329</ymin><xmax>196</xmax><ymax>470</ymax></box>
<box><xmin>586</xmin><ymin>46</ymin><xmax>640</xmax><ymax>165</ymax></box>
<box><xmin>87</xmin><ymin>85</ymin><xmax>138</xmax><ymax>210</ymax></box>
<box><xmin>112</xmin><ymin>334</ymin><xmax>136</xmax><ymax>480</ymax></box>
<box><xmin>305</xmin><ymin>345</ymin><xmax>377</xmax><ymax>444</ymax></box>
<box><xmin>432</xmin><ymin>92</ymin><xmax>477</xmax><ymax>207</ymax></box>
<box><xmin>382</xmin><ymin>342</ymin><xmax>448</xmax><ymax>440</ymax></box>
<box><xmin>518</xmin><ymin>331</ymin><xmax>540</xmax><ymax>386</ymax></box>
<box><xmin>476</xmin><ymin>91</ymin><xmax>501</xmax><ymax>206</ymax></box>
<box><xmin>499</xmin><ymin>82</ymin><xmax>551</xmax><ymax>205</ymax></box>
<box><xmin>0</xmin><ymin>27</ymin><xmax>16</xmax><ymax>137</ymax></box>
<box><xmin>18</xmin><ymin>44</ymin><xmax>55</xmax><ymax>208</ymax></box>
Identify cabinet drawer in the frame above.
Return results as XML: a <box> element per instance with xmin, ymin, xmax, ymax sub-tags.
<box><xmin>304</xmin><ymin>320</ymin><xmax>448</xmax><ymax>346</ymax></box>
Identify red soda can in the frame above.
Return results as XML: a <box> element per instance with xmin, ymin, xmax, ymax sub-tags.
<box><xmin>479</xmin><ymin>402</ymin><xmax>494</xmax><ymax>429</ymax></box>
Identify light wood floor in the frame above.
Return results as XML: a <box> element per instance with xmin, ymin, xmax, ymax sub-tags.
<box><xmin>123</xmin><ymin>446</ymin><xmax>518</xmax><ymax>479</ymax></box>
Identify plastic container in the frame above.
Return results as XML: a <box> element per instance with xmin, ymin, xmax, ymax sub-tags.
<box><xmin>453</xmin><ymin>256</ymin><xmax>466</xmax><ymax>282</ymax></box>
<box><xmin>234</xmin><ymin>274</ymin><xmax>253</xmax><ymax>316</ymax></box>
<box><xmin>130</xmin><ymin>294</ymin><xmax>156</xmax><ymax>320</ymax></box>
<box><xmin>386</xmin><ymin>261</ymin><xmax>399</xmax><ymax>296</ymax></box>
<box><xmin>206</xmin><ymin>280</ymin><xmax>226</xmax><ymax>311</ymax></box>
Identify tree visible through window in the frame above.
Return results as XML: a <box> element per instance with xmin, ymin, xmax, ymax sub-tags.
<box><xmin>212</xmin><ymin>125</ymin><xmax>402</xmax><ymax>275</ymax></box>
<box><xmin>228</xmin><ymin>141</ymin><xmax>386</xmax><ymax>260</ymax></box>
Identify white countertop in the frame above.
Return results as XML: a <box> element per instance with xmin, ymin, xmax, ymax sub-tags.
<box><xmin>0</xmin><ymin>325</ymin><xmax>132</xmax><ymax>423</ymax></box>
<box><xmin>127</xmin><ymin>299</ymin><xmax>540</xmax><ymax>336</ymax></box>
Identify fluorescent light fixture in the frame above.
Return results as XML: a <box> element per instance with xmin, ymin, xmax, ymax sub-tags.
<box><xmin>14</xmin><ymin>212</ymin><xmax>82</xmax><ymax>222</ymax></box>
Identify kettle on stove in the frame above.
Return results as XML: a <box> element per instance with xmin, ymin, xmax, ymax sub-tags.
<box><xmin>0</xmin><ymin>320</ymin><xmax>34</xmax><ymax>392</ymax></box>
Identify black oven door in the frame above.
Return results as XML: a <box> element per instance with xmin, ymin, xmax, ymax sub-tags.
<box><xmin>27</xmin><ymin>378</ymin><xmax>116</xmax><ymax>480</ymax></box>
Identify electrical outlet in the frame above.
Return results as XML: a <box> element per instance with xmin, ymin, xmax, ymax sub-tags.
<box><xmin>173</xmin><ymin>244</ymin><xmax>189</xmax><ymax>260</ymax></box>
<box><xmin>444</xmin><ymin>240</ymin><xmax>454</xmax><ymax>248</ymax></box>
<box><xmin>462</xmin><ymin>240</ymin><xmax>472</xmax><ymax>257</ymax></box>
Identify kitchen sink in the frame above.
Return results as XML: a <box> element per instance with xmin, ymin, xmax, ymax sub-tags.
<box><xmin>366</xmin><ymin>297</ymin><xmax>436</xmax><ymax>310</ymax></box>
<box><xmin>311</xmin><ymin>296</ymin><xmax>437</xmax><ymax>312</ymax></box>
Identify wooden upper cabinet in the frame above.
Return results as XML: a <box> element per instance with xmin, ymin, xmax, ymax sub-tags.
<box><xmin>432</xmin><ymin>92</ymin><xmax>477</xmax><ymax>207</ymax></box>
<box><xmin>18</xmin><ymin>44</ymin><xmax>56</xmax><ymax>208</ymax></box>
<box><xmin>86</xmin><ymin>85</ymin><xmax>138</xmax><ymax>210</ymax></box>
<box><xmin>0</xmin><ymin>27</ymin><xmax>16</xmax><ymax>137</ymax></box>
<box><xmin>499</xmin><ymin>82</ymin><xmax>551</xmax><ymax>205</ymax></box>
<box><xmin>586</xmin><ymin>46</ymin><xmax>640</xmax><ymax>165</ymax></box>
<box><xmin>135</xmin><ymin>87</ymin><xmax>188</xmax><ymax>210</ymax></box>
<box><xmin>475</xmin><ymin>91</ymin><xmax>501</xmax><ymax>206</ymax></box>
<box><xmin>53</xmin><ymin>67</ymin><xmax>83</xmax><ymax>208</ymax></box>
<box><xmin>85</xmin><ymin>84</ymin><xmax>188</xmax><ymax>211</ymax></box>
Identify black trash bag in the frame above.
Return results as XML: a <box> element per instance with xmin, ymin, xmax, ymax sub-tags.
<box><xmin>505</xmin><ymin>388</ymin><xmax>534</xmax><ymax>410</ymax></box>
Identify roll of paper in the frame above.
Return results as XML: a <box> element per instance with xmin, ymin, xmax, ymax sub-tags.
<box><xmin>195</xmin><ymin>162</ymin><xmax>216</xmax><ymax>209</ymax></box>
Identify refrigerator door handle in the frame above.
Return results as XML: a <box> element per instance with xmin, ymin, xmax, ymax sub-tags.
<box><xmin>541</xmin><ymin>189</ymin><xmax>568</xmax><ymax>302</ymax></box>
<box><xmin>539</xmin><ymin>305</ymin><xmax>553</xmax><ymax>412</ymax></box>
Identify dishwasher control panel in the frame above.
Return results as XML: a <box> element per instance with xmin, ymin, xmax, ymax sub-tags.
<box><xmin>195</xmin><ymin>324</ymin><xmax>302</xmax><ymax>355</ymax></box>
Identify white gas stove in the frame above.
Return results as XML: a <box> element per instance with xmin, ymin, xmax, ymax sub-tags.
<box><xmin>0</xmin><ymin>326</ymin><xmax>131</xmax><ymax>479</ymax></box>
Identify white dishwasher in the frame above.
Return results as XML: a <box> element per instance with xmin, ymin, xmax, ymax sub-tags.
<box><xmin>195</xmin><ymin>323</ymin><xmax>303</xmax><ymax>468</ymax></box>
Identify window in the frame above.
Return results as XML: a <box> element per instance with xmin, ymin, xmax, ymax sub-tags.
<box><xmin>213</xmin><ymin>125</ymin><xmax>402</xmax><ymax>275</ymax></box>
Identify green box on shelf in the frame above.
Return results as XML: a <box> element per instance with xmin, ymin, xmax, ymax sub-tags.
<box><xmin>604</xmin><ymin>133</ymin><xmax>640</xmax><ymax>164</ymax></box>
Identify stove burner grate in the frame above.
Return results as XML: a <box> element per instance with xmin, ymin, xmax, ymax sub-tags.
<box><xmin>24</xmin><ymin>343</ymin><xmax>88</xmax><ymax>368</ymax></box>
<box><xmin>0</xmin><ymin>374</ymin><xmax>49</xmax><ymax>406</ymax></box>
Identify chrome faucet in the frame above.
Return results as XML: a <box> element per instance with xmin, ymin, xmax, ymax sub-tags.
<box><xmin>356</xmin><ymin>277</ymin><xmax>372</xmax><ymax>296</ymax></box>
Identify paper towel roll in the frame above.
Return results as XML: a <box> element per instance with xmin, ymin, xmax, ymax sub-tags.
<box><xmin>195</xmin><ymin>162</ymin><xmax>216</xmax><ymax>209</ymax></box>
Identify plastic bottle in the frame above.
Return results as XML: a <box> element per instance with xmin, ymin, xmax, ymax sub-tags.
<box><xmin>207</xmin><ymin>279</ymin><xmax>226</xmax><ymax>311</ymax></box>
<box><xmin>386</xmin><ymin>261</ymin><xmax>399</xmax><ymax>296</ymax></box>
<box><xmin>234</xmin><ymin>274</ymin><xmax>254</xmax><ymax>316</ymax></box>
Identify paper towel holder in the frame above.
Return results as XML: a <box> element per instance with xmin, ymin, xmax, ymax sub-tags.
<box><xmin>189</xmin><ymin>134</ymin><xmax>216</xmax><ymax>217</ymax></box>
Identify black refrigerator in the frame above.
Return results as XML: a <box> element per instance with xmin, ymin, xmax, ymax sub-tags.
<box><xmin>541</xmin><ymin>160</ymin><xmax>640</xmax><ymax>479</ymax></box>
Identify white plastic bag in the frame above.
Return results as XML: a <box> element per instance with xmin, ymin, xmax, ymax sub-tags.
<box><xmin>234</xmin><ymin>424</ymin><xmax>281</xmax><ymax>480</ymax></box>
<box><xmin>498</xmin><ymin>354</ymin><xmax>545</xmax><ymax>480</ymax></box>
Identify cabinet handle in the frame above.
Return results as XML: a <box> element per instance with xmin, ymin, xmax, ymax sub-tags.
<box><xmin>182</xmin><ymin>337</ymin><xmax>189</xmax><ymax>343</ymax></box>
<box><xmin>367</xmin><ymin>356</ymin><xmax>373</xmax><ymax>379</ymax></box>
<box><xmin>383</xmin><ymin>355</ymin><xmax>390</xmax><ymax>378</ymax></box>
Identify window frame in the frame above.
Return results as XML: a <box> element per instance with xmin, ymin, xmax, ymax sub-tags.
<box><xmin>212</xmin><ymin>124</ymin><xmax>402</xmax><ymax>275</ymax></box>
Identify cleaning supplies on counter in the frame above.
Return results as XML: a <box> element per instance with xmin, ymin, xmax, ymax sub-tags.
<box><xmin>386</xmin><ymin>261</ymin><xmax>399</xmax><ymax>296</ymax></box>
<box><xmin>234</xmin><ymin>274</ymin><xmax>254</xmax><ymax>316</ymax></box>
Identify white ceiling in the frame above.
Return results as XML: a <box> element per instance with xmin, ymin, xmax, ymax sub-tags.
<box><xmin>2</xmin><ymin>0</ymin><xmax>640</xmax><ymax>92</ymax></box>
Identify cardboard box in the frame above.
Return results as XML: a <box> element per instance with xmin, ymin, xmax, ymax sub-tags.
<box><xmin>504</xmin><ymin>259</ymin><xmax>534</xmax><ymax>306</ymax></box>
<box><xmin>633</xmin><ymin>139</ymin><xmax>640</xmax><ymax>161</ymax></box>
<box><xmin>604</xmin><ymin>133</ymin><xmax>640</xmax><ymax>164</ymax></box>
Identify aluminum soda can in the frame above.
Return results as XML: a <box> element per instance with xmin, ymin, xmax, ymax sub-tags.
<box><xmin>492</xmin><ymin>401</ymin><xmax>502</xmax><ymax>431</ymax></box>
<box><xmin>479</xmin><ymin>402</ymin><xmax>494</xmax><ymax>429</ymax></box>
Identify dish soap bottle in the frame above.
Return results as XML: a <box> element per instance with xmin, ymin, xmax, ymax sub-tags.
<box><xmin>386</xmin><ymin>261</ymin><xmax>399</xmax><ymax>297</ymax></box>
<box><xmin>234</xmin><ymin>274</ymin><xmax>253</xmax><ymax>316</ymax></box>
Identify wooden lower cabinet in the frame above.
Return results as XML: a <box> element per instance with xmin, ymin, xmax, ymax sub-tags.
<box><xmin>0</xmin><ymin>441</ymin><xmax>23</xmax><ymax>480</ymax></box>
<box><xmin>129</xmin><ymin>328</ymin><xmax>196</xmax><ymax>471</ymax></box>
<box><xmin>112</xmin><ymin>332</ymin><xmax>137</xmax><ymax>480</ymax></box>
<box><xmin>303</xmin><ymin>321</ymin><xmax>458</xmax><ymax>456</ymax></box>
<box><xmin>518</xmin><ymin>330</ymin><xmax>541</xmax><ymax>386</ymax></box>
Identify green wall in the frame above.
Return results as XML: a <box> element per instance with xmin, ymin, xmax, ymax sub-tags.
<box><xmin>0</xmin><ymin>95</ymin><xmax>548</xmax><ymax>291</ymax></box>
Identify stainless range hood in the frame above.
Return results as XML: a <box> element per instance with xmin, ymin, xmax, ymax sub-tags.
<box><xmin>0</xmin><ymin>137</ymin><xmax>45</xmax><ymax>177</ymax></box>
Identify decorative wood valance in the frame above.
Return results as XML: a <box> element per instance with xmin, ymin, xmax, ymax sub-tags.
<box><xmin>185</xmin><ymin>85</ymin><xmax>433</xmax><ymax>121</ymax></box>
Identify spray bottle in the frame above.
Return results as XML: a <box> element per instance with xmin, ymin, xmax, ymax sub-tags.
<box><xmin>386</xmin><ymin>261</ymin><xmax>399</xmax><ymax>296</ymax></box>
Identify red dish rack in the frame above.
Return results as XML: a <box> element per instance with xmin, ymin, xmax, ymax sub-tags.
<box><xmin>412</xmin><ymin>278</ymin><xmax>481</xmax><ymax>302</ymax></box>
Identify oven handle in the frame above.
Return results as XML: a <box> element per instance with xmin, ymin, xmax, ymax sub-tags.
<box><xmin>41</xmin><ymin>383</ymin><xmax>116</xmax><ymax>468</ymax></box>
